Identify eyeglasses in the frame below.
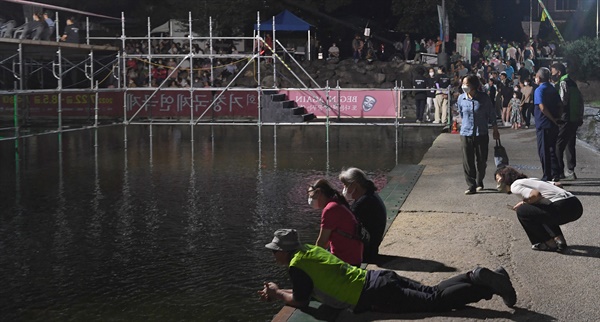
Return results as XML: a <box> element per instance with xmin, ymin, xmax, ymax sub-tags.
<box><xmin>307</xmin><ymin>186</ymin><xmax>319</xmax><ymax>195</ymax></box>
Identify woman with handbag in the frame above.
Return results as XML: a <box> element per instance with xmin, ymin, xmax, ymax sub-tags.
<box><xmin>495</xmin><ymin>166</ymin><xmax>582</xmax><ymax>252</ymax></box>
<box><xmin>457</xmin><ymin>74</ymin><xmax>500</xmax><ymax>194</ymax></box>
<box><xmin>308</xmin><ymin>179</ymin><xmax>363</xmax><ymax>266</ymax></box>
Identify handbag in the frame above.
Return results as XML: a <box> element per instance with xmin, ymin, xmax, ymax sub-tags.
<box><xmin>494</xmin><ymin>139</ymin><xmax>509</xmax><ymax>168</ymax></box>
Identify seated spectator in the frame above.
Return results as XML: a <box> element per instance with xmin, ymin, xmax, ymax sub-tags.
<box><xmin>22</xmin><ymin>13</ymin><xmax>47</xmax><ymax>40</ymax></box>
<box><xmin>308</xmin><ymin>179</ymin><xmax>363</xmax><ymax>266</ymax></box>
<box><xmin>60</xmin><ymin>17</ymin><xmax>79</xmax><ymax>43</ymax></box>
<box><xmin>328</xmin><ymin>42</ymin><xmax>340</xmax><ymax>60</ymax></box>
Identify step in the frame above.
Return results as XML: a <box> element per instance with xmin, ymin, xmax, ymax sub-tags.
<box><xmin>301</xmin><ymin>113</ymin><xmax>316</xmax><ymax>122</ymax></box>
<box><xmin>281</xmin><ymin>100</ymin><xmax>296</xmax><ymax>109</ymax></box>
<box><xmin>270</xmin><ymin>93</ymin><xmax>287</xmax><ymax>102</ymax></box>
<box><xmin>291</xmin><ymin>107</ymin><xmax>306</xmax><ymax>115</ymax></box>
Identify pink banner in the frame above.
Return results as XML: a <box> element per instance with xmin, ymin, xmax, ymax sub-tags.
<box><xmin>278</xmin><ymin>89</ymin><xmax>399</xmax><ymax>118</ymax></box>
<box><xmin>0</xmin><ymin>90</ymin><xmax>259</xmax><ymax>120</ymax></box>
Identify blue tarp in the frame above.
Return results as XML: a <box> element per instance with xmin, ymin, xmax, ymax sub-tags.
<box><xmin>254</xmin><ymin>10</ymin><xmax>312</xmax><ymax>31</ymax></box>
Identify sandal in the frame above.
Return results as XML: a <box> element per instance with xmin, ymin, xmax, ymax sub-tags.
<box><xmin>531</xmin><ymin>242</ymin><xmax>558</xmax><ymax>252</ymax></box>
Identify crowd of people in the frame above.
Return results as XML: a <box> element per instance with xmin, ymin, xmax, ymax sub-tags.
<box><xmin>0</xmin><ymin>12</ymin><xmax>79</xmax><ymax>43</ymax></box>
<box><xmin>120</xmin><ymin>39</ymin><xmax>242</xmax><ymax>89</ymax></box>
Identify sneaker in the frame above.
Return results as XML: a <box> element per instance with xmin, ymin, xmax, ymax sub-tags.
<box><xmin>432</xmin><ymin>120</ymin><xmax>440</xmax><ymax>124</ymax></box>
<box><xmin>472</xmin><ymin>267</ymin><xmax>517</xmax><ymax>308</ymax></box>
<box><xmin>476</xmin><ymin>186</ymin><xmax>484</xmax><ymax>192</ymax></box>
<box><xmin>563</xmin><ymin>171</ymin><xmax>577</xmax><ymax>181</ymax></box>
<box><xmin>464</xmin><ymin>189</ymin><xmax>476</xmax><ymax>195</ymax></box>
<box><xmin>416</xmin><ymin>119</ymin><xmax>421</xmax><ymax>123</ymax></box>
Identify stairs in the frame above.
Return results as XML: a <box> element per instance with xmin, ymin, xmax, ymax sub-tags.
<box><xmin>261</xmin><ymin>92</ymin><xmax>316</xmax><ymax>123</ymax></box>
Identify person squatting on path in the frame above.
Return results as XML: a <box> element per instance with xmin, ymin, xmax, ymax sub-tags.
<box><xmin>550</xmin><ymin>62</ymin><xmax>584</xmax><ymax>181</ymax></box>
<box><xmin>308</xmin><ymin>179</ymin><xmax>363</xmax><ymax>266</ymax></box>
<box><xmin>495</xmin><ymin>166</ymin><xmax>583</xmax><ymax>252</ymax></box>
<box><xmin>457</xmin><ymin>74</ymin><xmax>500</xmax><ymax>195</ymax></box>
<box><xmin>339</xmin><ymin>167</ymin><xmax>387</xmax><ymax>263</ymax></box>
<box><xmin>533</xmin><ymin>67</ymin><xmax>562</xmax><ymax>182</ymax></box>
<box><xmin>259</xmin><ymin>229</ymin><xmax>517</xmax><ymax>314</ymax></box>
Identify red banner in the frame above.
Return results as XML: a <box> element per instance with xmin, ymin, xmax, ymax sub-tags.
<box><xmin>0</xmin><ymin>90</ymin><xmax>259</xmax><ymax>120</ymax></box>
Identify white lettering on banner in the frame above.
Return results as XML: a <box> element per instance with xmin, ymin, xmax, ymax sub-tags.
<box><xmin>160</xmin><ymin>94</ymin><xmax>175</xmax><ymax>111</ymax></box>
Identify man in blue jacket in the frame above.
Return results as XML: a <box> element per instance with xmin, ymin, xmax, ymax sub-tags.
<box><xmin>533</xmin><ymin>67</ymin><xmax>562</xmax><ymax>182</ymax></box>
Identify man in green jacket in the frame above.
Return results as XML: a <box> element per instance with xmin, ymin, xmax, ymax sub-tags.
<box><xmin>258</xmin><ymin>229</ymin><xmax>516</xmax><ymax>314</ymax></box>
<box><xmin>551</xmin><ymin>62</ymin><xmax>585</xmax><ymax>180</ymax></box>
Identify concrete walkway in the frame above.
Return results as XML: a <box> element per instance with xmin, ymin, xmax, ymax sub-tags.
<box><xmin>277</xmin><ymin>128</ymin><xmax>600</xmax><ymax>322</ymax></box>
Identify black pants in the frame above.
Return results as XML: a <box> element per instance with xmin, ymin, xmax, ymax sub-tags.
<box><xmin>521</xmin><ymin>103</ymin><xmax>534</xmax><ymax>126</ymax></box>
<box><xmin>556</xmin><ymin>121</ymin><xmax>579</xmax><ymax>175</ymax></box>
<box><xmin>415</xmin><ymin>98</ymin><xmax>426</xmax><ymax>122</ymax></box>
<box><xmin>536</xmin><ymin>126</ymin><xmax>560</xmax><ymax>181</ymax></box>
<box><xmin>355</xmin><ymin>270</ymin><xmax>494</xmax><ymax>313</ymax></box>
<box><xmin>460</xmin><ymin>135</ymin><xmax>489</xmax><ymax>190</ymax></box>
<box><xmin>516</xmin><ymin>197</ymin><xmax>583</xmax><ymax>244</ymax></box>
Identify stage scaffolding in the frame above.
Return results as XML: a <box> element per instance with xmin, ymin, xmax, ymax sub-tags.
<box><xmin>0</xmin><ymin>11</ymin><xmax>450</xmax><ymax>167</ymax></box>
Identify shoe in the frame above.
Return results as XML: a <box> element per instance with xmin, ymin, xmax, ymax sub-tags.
<box><xmin>432</xmin><ymin>121</ymin><xmax>440</xmax><ymax>124</ymax></box>
<box><xmin>472</xmin><ymin>267</ymin><xmax>517</xmax><ymax>308</ymax></box>
<box><xmin>525</xmin><ymin>125</ymin><xmax>529</xmax><ymax>129</ymax></box>
<box><xmin>563</xmin><ymin>171</ymin><xmax>577</xmax><ymax>181</ymax></box>
<box><xmin>476</xmin><ymin>186</ymin><xmax>484</xmax><ymax>192</ymax></box>
<box><xmin>531</xmin><ymin>242</ymin><xmax>558</xmax><ymax>252</ymax></box>
<box><xmin>464</xmin><ymin>189</ymin><xmax>476</xmax><ymax>195</ymax></box>
<box><xmin>416</xmin><ymin>119</ymin><xmax>421</xmax><ymax>123</ymax></box>
<box><xmin>555</xmin><ymin>236</ymin><xmax>568</xmax><ymax>252</ymax></box>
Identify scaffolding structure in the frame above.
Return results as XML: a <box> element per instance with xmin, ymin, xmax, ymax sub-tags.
<box><xmin>1</xmin><ymin>10</ymin><xmax>451</xmax><ymax>167</ymax></box>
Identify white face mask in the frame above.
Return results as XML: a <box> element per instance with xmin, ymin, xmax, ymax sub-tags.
<box><xmin>342</xmin><ymin>186</ymin><xmax>355</xmax><ymax>201</ymax></box>
<box><xmin>461</xmin><ymin>85</ymin><xmax>470</xmax><ymax>93</ymax></box>
<box><xmin>524</xmin><ymin>82</ymin><xmax>529</xmax><ymax>86</ymax></box>
<box><xmin>429</xmin><ymin>72</ymin><xmax>435</xmax><ymax>77</ymax></box>
<box><xmin>308</xmin><ymin>197</ymin><xmax>316</xmax><ymax>208</ymax></box>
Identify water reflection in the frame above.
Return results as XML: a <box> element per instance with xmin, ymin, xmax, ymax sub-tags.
<box><xmin>0</xmin><ymin>124</ymin><xmax>438</xmax><ymax>321</ymax></box>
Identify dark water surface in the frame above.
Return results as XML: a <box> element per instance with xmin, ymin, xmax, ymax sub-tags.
<box><xmin>0</xmin><ymin>124</ymin><xmax>438</xmax><ymax>321</ymax></box>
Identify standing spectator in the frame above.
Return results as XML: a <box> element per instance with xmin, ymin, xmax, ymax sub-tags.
<box><xmin>425</xmin><ymin>68</ymin><xmax>437</xmax><ymax>122</ymax></box>
<box><xmin>520</xmin><ymin>78</ymin><xmax>534</xmax><ymax>128</ymax></box>
<box><xmin>471</xmin><ymin>37</ymin><xmax>481</xmax><ymax>64</ymax></box>
<box><xmin>499</xmin><ymin>72</ymin><xmax>513</xmax><ymax>126</ymax></box>
<box><xmin>457</xmin><ymin>74</ymin><xmax>500</xmax><ymax>194</ymax></box>
<box><xmin>308</xmin><ymin>179</ymin><xmax>363</xmax><ymax>266</ymax></box>
<box><xmin>533</xmin><ymin>67</ymin><xmax>562</xmax><ymax>181</ymax></box>
<box><xmin>551</xmin><ymin>63</ymin><xmax>584</xmax><ymax>181</ymax></box>
<box><xmin>339</xmin><ymin>168</ymin><xmax>387</xmax><ymax>263</ymax></box>
<box><xmin>484</xmin><ymin>78</ymin><xmax>497</xmax><ymax>108</ymax></box>
<box><xmin>433</xmin><ymin>66</ymin><xmax>451</xmax><ymax>124</ymax></box>
<box><xmin>352</xmin><ymin>34</ymin><xmax>363</xmax><ymax>63</ymax></box>
<box><xmin>42</xmin><ymin>12</ymin><xmax>54</xmax><ymax>40</ymax></box>
<box><xmin>509</xmin><ymin>90</ymin><xmax>523</xmax><ymax>129</ymax></box>
<box><xmin>435</xmin><ymin>36</ymin><xmax>442</xmax><ymax>54</ymax></box>
<box><xmin>60</xmin><ymin>17</ymin><xmax>79</xmax><ymax>43</ymax></box>
<box><xmin>413</xmin><ymin>67</ymin><xmax>428</xmax><ymax>122</ymax></box>
<box><xmin>403</xmin><ymin>34</ymin><xmax>412</xmax><ymax>61</ymax></box>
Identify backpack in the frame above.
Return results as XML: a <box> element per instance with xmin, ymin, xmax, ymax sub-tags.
<box><xmin>335</xmin><ymin>220</ymin><xmax>371</xmax><ymax>245</ymax></box>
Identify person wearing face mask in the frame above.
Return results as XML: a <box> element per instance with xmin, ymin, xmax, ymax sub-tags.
<box><xmin>533</xmin><ymin>67</ymin><xmax>562</xmax><ymax>182</ymax></box>
<box><xmin>509</xmin><ymin>87</ymin><xmax>523</xmax><ymax>129</ymax></box>
<box><xmin>307</xmin><ymin>179</ymin><xmax>363</xmax><ymax>266</ymax></box>
<box><xmin>520</xmin><ymin>79</ymin><xmax>534</xmax><ymax>129</ymax></box>
<box><xmin>457</xmin><ymin>74</ymin><xmax>500</xmax><ymax>194</ymax></box>
<box><xmin>425</xmin><ymin>68</ymin><xmax>437</xmax><ymax>122</ymax></box>
<box><xmin>339</xmin><ymin>167</ymin><xmax>386</xmax><ymax>262</ymax></box>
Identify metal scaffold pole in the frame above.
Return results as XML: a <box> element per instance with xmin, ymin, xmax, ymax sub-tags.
<box><xmin>257</xmin><ymin>11</ymin><xmax>262</xmax><ymax>147</ymax></box>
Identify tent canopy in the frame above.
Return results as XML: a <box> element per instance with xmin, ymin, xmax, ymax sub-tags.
<box><xmin>151</xmin><ymin>19</ymin><xmax>200</xmax><ymax>36</ymax></box>
<box><xmin>254</xmin><ymin>10</ymin><xmax>312</xmax><ymax>31</ymax></box>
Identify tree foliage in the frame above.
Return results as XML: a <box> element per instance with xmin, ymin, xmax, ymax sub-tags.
<box><xmin>559</xmin><ymin>37</ymin><xmax>600</xmax><ymax>81</ymax></box>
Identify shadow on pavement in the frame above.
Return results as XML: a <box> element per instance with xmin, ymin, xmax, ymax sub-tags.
<box><xmin>374</xmin><ymin>255</ymin><xmax>457</xmax><ymax>272</ymax></box>
<box><xmin>336</xmin><ymin>305</ymin><xmax>557</xmax><ymax>321</ymax></box>
<box><xmin>561</xmin><ymin>245</ymin><xmax>600</xmax><ymax>258</ymax></box>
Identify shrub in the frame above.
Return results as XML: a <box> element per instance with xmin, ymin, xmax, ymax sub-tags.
<box><xmin>558</xmin><ymin>37</ymin><xmax>600</xmax><ymax>81</ymax></box>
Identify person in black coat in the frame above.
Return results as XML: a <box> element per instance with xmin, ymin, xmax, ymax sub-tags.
<box><xmin>413</xmin><ymin>67</ymin><xmax>428</xmax><ymax>122</ymax></box>
<box><xmin>339</xmin><ymin>167</ymin><xmax>387</xmax><ymax>263</ymax></box>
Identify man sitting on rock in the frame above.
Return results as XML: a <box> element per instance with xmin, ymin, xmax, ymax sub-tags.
<box><xmin>328</xmin><ymin>43</ymin><xmax>340</xmax><ymax>63</ymax></box>
<box><xmin>258</xmin><ymin>229</ymin><xmax>517</xmax><ymax>314</ymax></box>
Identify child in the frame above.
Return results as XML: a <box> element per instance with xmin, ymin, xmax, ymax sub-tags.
<box><xmin>509</xmin><ymin>91</ymin><xmax>522</xmax><ymax>129</ymax></box>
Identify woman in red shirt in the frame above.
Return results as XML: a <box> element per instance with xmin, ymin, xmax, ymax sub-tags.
<box><xmin>308</xmin><ymin>179</ymin><xmax>363</xmax><ymax>266</ymax></box>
